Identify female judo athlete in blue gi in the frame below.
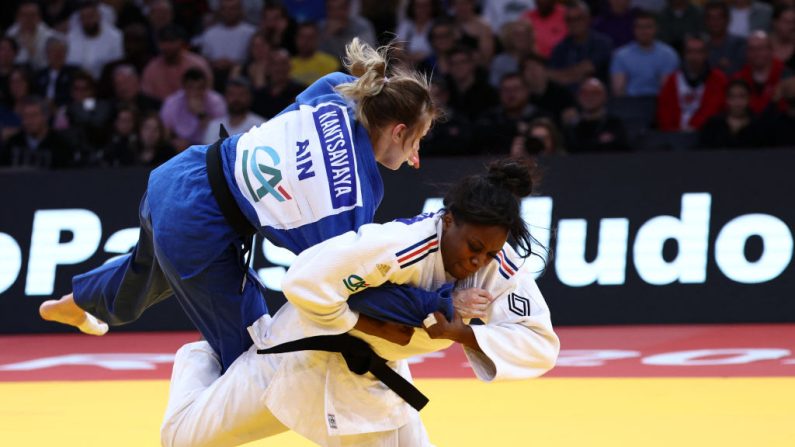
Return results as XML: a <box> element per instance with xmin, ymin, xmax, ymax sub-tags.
<box><xmin>160</xmin><ymin>159</ymin><xmax>559</xmax><ymax>447</ymax></box>
<box><xmin>38</xmin><ymin>38</ymin><xmax>441</xmax><ymax>371</ymax></box>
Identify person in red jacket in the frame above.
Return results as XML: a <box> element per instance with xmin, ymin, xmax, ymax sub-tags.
<box><xmin>657</xmin><ymin>34</ymin><xmax>728</xmax><ymax>131</ymax></box>
<box><xmin>733</xmin><ymin>30</ymin><xmax>793</xmax><ymax>114</ymax></box>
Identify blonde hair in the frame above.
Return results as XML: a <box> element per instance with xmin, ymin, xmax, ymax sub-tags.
<box><xmin>336</xmin><ymin>38</ymin><xmax>439</xmax><ymax>136</ymax></box>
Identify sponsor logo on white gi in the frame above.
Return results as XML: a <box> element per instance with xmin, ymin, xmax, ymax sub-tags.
<box><xmin>343</xmin><ymin>274</ymin><xmax>369</xmax><ymax>292</ymax></box>
<box><xmin>312</xmin><ymin>104</ymin><xmax>357</xmax><ymax>209</ymax></box>
<box><xmin>240</xmin><ymin>145</ymin><xmax>293</xmax><ymax>202</ymax></box>
<box><xmin>507</xmin><ymin>293</ymin><xmax>531</xmax><ymax>317</ymax></box>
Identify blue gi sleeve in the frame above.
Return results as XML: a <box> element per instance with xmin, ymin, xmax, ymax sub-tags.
<box><xmin>347</xmin><ymin>283</ymin><xmax>455</xmax><ymax>327</ymax></box>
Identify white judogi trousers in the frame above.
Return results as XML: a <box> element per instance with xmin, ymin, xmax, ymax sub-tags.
<box><xmin>160</xmin><ymin>341</ymin><xmax>432</xmax><ymax>447</ymax></box>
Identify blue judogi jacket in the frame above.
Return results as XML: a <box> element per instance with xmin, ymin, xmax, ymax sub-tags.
<box><xmin>149</xmin><ymin>73</ymin><xmax>383</xmax><ymax>280</ymax></box>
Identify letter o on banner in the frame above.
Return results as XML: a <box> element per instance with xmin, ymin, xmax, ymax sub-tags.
<box><xmin>715</xmin><ymin>214</ymin><xmax>794</xmax><ymax>284</ymax></box>
<box><xmin>643</xmin><ymin>349</ymin><xmax>790</xmax><ymax>366</ymax></box>
<box><xmin>0</xmin><ymin>233</ymin><xmax>22</xmax><ymax>294</ymax></box>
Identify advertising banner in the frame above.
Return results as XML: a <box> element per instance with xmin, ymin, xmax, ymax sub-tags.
<box><xmin>1</xmin><ymin>150</ymin><xmax>793</xmax><ymax>333</ymax></box>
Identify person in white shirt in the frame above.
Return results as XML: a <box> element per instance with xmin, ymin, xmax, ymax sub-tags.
<box><xmin>65</xmin><ymin>0</ymin><xmax>123</xmax><ymax>79</ymax></box>
<box><xmin>202</xmin><ymin>77</ymin><xmax>265</xmax><ymax>144</ymax></box>
<box><xmin>483</xmin><ymin>0</ymin><xmax>537</xmax><ymax>33</ymax></box>
<box><xmin>6</xmin><ymin>1</ymin><xmax>60</xmax><ymax>70</ymax></box>
<box><xmin>198</xmin><ymin>0</ymin><xmax>257</xmax><ymax>74</ymax></box>
<box><xmin>161</xmin><ymin>159</ymin><xmax>559</xmax><ymax>447</ymax></box>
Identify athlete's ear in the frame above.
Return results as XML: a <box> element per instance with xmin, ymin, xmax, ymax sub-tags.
<box><xmin>442</xmin><ymin>212</ymin><xmax>453</xmax><ymax>230</ymax></box>
<box><xmin>391</xmin><ymin>123</ymin><xmax>407</xmax><ymax>143</ymax></box>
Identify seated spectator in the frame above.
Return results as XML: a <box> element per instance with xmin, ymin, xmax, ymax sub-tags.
<box><xmin>1</xmin><ymin>66</ymin><xmax>35</xmax><ymax>141</ymax></box>
<box><xmin>657</xmin><ymin>34</ymin><xmax>728</xmax><ymax>131</ymax></box>
<box><xmin>734</xmin><ymin>30</ymin><xmax>793</xmax><ymax>113</ymax></box>
<box><xmin>611</xmin><ymin>12</ymin><xmax>680</xmax><ymax>97</ymax></box>
<box><xmin>231</xmin><ymin>31</ymin><xmax>270</xmax><ymax>90</ymax></box>
<box><xmin>771</xmin><ymin>6</ymin><xmax>795</xmax><ymax>69</ymax></box>
<box><xmin>522</xmin><ymin>0</ymin><xmax>567</xmax><ymax>57</ymax></box>
<box><xmin>564</xmin><ymin>78</ymin><xmax>629</xmax><ymax>153</ymax></box>
<box><xmin>519</xmin><ymin>117</ymin><xmax>566</xmax><ymax>157</ymax></box>
<box><xmin>67</xmin><ymin>0</ymin><xmax>116</xmax><ymax>31</ymax></box>
<box><xmin>484</xmin><ymin>0</ymin><xmax>537</xmax><ymax>34</ymax></box>
<box><xmin>111</xmin><ymin>64</ymin><xmax>161</xmax><ymax>116</ymax></box>
<box><xmin>102</xmin><ymin>105</ymin><xmax>139</xmax><ymax>166</ymax></box>
<box><xmin>97</xmin><ymin>23</ymin><xmax>154</xmax><ymax>98</ymax></box>
<box><xmin>65</xmin><ymin>0</ymin><xmax>122</xmax><ymax>79</ymax></box>
<box><xmin>475</xmin><ymin>73</ymin><xmax>549</xmax><ymax>154</ymax></box>
<box><xmin>136</xmin><ymin>112</ymin><xmax>177</xmax><ymax>167</ymax></box>
<box><xmin>420</xmin><ymin>76</ymin><xmax>474</xmax><ymax>156</ymax></box>
<box><xmin>593</xmin><ymin>0</ymin><xmax>638</xmax><ymax>49</ymax></box>
<box><xmin>657</xmin><ymin>0</ymin><xmax>704</xmax><ymax>53</ymax></box>
<box><xmin>6</xmin><ymin>1</ymin><xmax>59</xmax><ymax>70</ymax></box>
<box><xmin>145</xmin><ymin>0</ymin><xmax>174</xmax><ymax>54</ymax></box>
<box><xmin>450</xmin><ymin>0</ymin><xmax>496</xmax><ymax>65</ymax></box>
<box><xmin>40</xmin><ymin>0</ymin><xmax>77</xmax><ymax>33</ymax></box>
<box><xmin>160</xmin><ymin>68</ymin><xmax>226</xmax><ymax>149</ymax></box>
<box><xmin>282</xmin><ymin>0</ymin><xmax>326</xmax><ymax>24</ymax></box>
<box><xmin>396</xmin><ymin>0</ymin><xmax>443</xmax><ymax>65</ymax></box>
<box><xmin>418</xmin><ymin>19</ymin><xmax>461</xmax><ymax>78</ymax></box>
<box><xmin>205</xmin><ymin>0</ymin><xmax>263</xmax><ymax>26</ymax></box>
<box><xmin>319</xmin><ymin>0</ymin><xmax>377</xmax><ymax>60</ymax></box>
<box><xmin>446</xmin><ymin>46</ymin><xmax>499</xmax><ymax>121</ymax></box>
<box><xmin>705</xmin><ymin>0</ymin><xmax>748</xmax><ymax>74</ymax></box>
<box><xmin>290</xmin><ymin>22</ymin><xmax>340</xmax><ymax>86</ymax></box>
<box><xmin>198</xmin><ymin>0</ymin><xmax>256</xmax><ymax>90</ymax></box>
<box><xmin>259</xmin><ymin>2</ymin><xmax>297</xmax><ymax>55</ymax></box>
<box><xmin>699</xmin><ymin>79</ymin><xmax>767</xmax><ymax>147</ymax></box>
<box><xmin>490</xmin><ymin>20</ymin><xmax>536</xmax><ymax>87</ymax></box>
<box><xmin>548</xmin><ymin>1</ymin><xmax>613</xmax><ymax>92</ymax></box>
<box><xmin>729</xmin><ymin>0</ymin><xmax>773</xmax><ymax>38</ymax></box>
<box><xmin>34</xmin><ymin>36</ymin><xmax>79</xmax><ymax>108</ymax></box>
<box><xmin>56</xmin><ymin>71</ymin><xmax>114</xmax><ymax>161</ymax></box>
<box><xmin>633</xmin><ymin>0</ymin><xmax>667</xmax><ymax>14</ymax></box>
<box><xmin>767</xmin><ymin>77</ymin><xmax>795</xmax><ymax>145</ymax></box>
<box><xmin>1</xmin><ymin>96</ymin><xmax>72</xmax><ymax>168</ymax></box>
<box><xmin>521</xmin><ymin>53</ymin><xmax>578</xmax><ymax>125</ymax></box>
<box><xmin>202</xmin><ymin>77</ymin><xmax>264</xmax><ymax>144</ymax></box>
<box><xmin>0</xmin><ymin>37</ymin><xmax>21</xmax><ymax>107</ymax></box>
<box><xmin>141</xmin><ymin>25</ymin><xmax>213</xmax><ymax>102</ymax></box>
<box><xmin>251</xmin><ymin>48</ymin><xmax>306</xmax><ymax>120</ymax></box>
<box><xmin>357</xmin><ymin>0</ymin><xmax>402</xmax><ymax>43</ymax></box>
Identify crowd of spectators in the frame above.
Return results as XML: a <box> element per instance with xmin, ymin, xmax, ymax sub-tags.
<box><xmin>1</xmin><ymin>0</ymin><xmax>794</xmax><ymax>170</ymax></box>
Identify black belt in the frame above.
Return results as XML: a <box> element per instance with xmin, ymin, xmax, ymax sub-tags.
<box><xmin>257</xmin><ymin>334</ymin><xmax>429</xmax><ymax>411</ymax></box>
<box><xmin>205</xmin><ymin>132</ymin><xmax>256</xmax><ymax>238</ymax></box>
<box><xmin>205</xmin><ymin>125</ymin><xmax>257</xmax><ymax>292</ymax></box>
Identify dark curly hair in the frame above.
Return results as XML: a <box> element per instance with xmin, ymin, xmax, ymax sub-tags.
<box><xmin>443</xmin><ymin>159</ymin><xmax>541</xmax><ymax>260</ymax></box>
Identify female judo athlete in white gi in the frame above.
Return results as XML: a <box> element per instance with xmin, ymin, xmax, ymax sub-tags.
<box><xmin>160</xmin><ymin>159</ymin><xmax>560</xmax><ymax>447</ymax></box>
<box><xmin>38</xmin><ymin>39</ymin><xmax>441</xmax><ymax>370</ymax></box>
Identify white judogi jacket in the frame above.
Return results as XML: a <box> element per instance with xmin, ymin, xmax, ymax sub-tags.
<box><xmin>247</xmin><ymin>211</ymin><xmax>560</xmax><ymax>444</ymax></box>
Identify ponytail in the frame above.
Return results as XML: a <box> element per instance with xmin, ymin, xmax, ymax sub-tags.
<box><xmin>335</xmin><ymin>38</ymin><xmax>439</xmax><ymax>136</ymax></box>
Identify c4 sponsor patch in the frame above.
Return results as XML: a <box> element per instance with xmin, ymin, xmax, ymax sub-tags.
<box><xmin>343</xmin><ymin>274</ymin><xmax>369</xmax><ymax>292</ymax></box>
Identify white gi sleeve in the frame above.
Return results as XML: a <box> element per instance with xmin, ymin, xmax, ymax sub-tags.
<box><xmin>281</xmin><ymin>220</ymin><xmax>423</xmax><ymax>334</ymax></box>
<box><xmin>463</xmin><ymin>263</ymin><xmax>560</xmax><ymax>382</ymax></box>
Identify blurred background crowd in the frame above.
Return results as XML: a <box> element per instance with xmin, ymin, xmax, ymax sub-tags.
<box><xmin>1</xmin><ymin>0</ymin><xmax>794</xmax><ymax>170</ymax></box>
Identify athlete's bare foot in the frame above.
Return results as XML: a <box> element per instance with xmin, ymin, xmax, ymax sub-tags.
<box><xmin>39</xmin><ymin>293</ymin><xmax>108</xmax><ymax>336</ymax></box>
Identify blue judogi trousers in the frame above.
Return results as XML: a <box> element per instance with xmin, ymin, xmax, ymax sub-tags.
<box><xmin>72</xmin><ymin>193</ymin><xmax>268</xmax><ymax>372</ymax></box>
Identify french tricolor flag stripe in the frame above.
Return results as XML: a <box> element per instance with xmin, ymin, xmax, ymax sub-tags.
<box><xmin>495</xmin><ymin>250</ymin><xmax>516</xmax><ymax>279</ymax></box>
<box><xmin>396</xmin><ymin>235</ymin><xmax>439</xmax><ymax>269</ymax></box>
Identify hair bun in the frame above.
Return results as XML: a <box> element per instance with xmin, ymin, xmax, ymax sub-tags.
<box><xmin>486</xmin><ymin>159</ymin><xmax>533</xmax><ymax>197</ymax></box>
